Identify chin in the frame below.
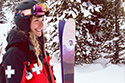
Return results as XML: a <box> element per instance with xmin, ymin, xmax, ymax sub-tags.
<box><xmin>35</xmin><ymin>33</ymin><xmax>42</xmax><ymax>37</ymax></box>
<box><xmin>36</xmin><ymin>35</ymin><xmax>41</xmax><ymax>37</ymax></box>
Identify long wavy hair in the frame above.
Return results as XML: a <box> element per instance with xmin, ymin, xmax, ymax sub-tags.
<box><xmin>28</xmin><ymin>15</ymin><xmax>46</xmax><ymax>70</ymax></box>
<box><xmin>28</xmin><ymin>30</ymin><xmax>45</xmax><ymax>70</ymax></box>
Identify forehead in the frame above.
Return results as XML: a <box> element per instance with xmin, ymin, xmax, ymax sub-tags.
<box><xmin>31</xmin><ymin>15</ymin><xmax>44</xmax><ymax>20</ymax></box>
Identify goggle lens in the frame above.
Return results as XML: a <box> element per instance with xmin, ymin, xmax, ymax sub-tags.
<box><xmin>33</xmin><ymin>2</ymin><xmax>49</xmax><ymax>16</ymax></box>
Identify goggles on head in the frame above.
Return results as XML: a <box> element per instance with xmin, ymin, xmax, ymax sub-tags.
<box><xmin>33</xmin><ymin>2</ymin><xmax>50</xmax><ymax>16</ymax></box>
<box><xmin>16</xmin><ymin>2</ymin><xmax>50</xmax><ymax>17</ymax></box>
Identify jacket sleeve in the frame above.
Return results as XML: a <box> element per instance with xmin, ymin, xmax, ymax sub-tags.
<box><xmin>3</xmin><ymin>47</ymin><xmax>27</xmax><ymax>83</ymax></box>
<box><xmin>0</xmin><ymin>63</ymin><xmax>6</xmax><ymax>83</ymax></box>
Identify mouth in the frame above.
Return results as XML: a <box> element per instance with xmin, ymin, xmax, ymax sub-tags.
<box><xmin>35</xmin><ymin>29</ymin><xmax>42</xmax><ymax>32</ymax></box>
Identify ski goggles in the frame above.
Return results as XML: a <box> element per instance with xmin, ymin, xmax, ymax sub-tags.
<box><xmin>33</xmin><ymin>2</ymin><xmax>50</xmax><ymax>16</ymax></box>
<box><xmin>16</xmin><ymin>2</ymin><xmax>50</xmax><ymax>17</ymax></box>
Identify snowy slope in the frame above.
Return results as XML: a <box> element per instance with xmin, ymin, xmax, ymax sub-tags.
<box><xmin>50</xmin><ymin>57</ymin><xmax>125</xmax><ymax>83</ymax></box>
<box><xmin>0</xmin><ymin>53</ymin><xmax>125</xmax><ymax>83</ymax></box>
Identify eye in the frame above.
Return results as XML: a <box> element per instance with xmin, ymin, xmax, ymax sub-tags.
<box><xmin>34</xmin><ymin>19</ymin><xmax>39</xmax><ymax>22</ymax></box>
<box><xmin>42</xmin><ymin>19</ymin><xmax>44</xmax><ymax>22</ymax></box>
<box><xmin>33</xmin><ymin>19</ymin><xmax>39</xmax><ymax>24</ymax></box>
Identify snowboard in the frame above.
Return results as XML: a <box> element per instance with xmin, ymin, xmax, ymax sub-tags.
<box><xmin>59</xmin><ymin>18</ymin><xmax>76</xmax><ymax>83</ymax></box>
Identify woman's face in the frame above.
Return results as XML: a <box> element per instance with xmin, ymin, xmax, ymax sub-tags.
<box><xmin>30</xmin><ymin>16</ymin><xmax>44</xmax><ymax>37</ymax></box>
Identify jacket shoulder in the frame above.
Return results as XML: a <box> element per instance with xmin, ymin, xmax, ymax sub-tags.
<box><xmin>2</xmin><ymin>46</ymin><xmax>27</xmax><ymax>83</ymax></box>
<box><xmin>3</xmin><ymin>46</ymin><xmax>26</xmax><ymax>64</ymax></box>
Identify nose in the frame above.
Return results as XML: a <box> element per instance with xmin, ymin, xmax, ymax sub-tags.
<box><xmin>38</xmin><ymin>21</ymin><xmax>44</xmax><ymax>27</ymax></box>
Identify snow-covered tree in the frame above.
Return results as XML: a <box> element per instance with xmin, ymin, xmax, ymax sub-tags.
<box><xmin>0</xmin><ymin>0</ymin><xmax>6</xmax><ymax>24</ymax></box>
<box><xmin>100</xmin><ymin>0</ymin><xmax>125</xmax><ymax>64</ymax></box>
<box><xmin>0</xmin><ymin>0</ymin><xmax>125</xmax><ymax>64</ymax></box>
<box><xmin>46</xmin><ymin>0</ymin><xmax>125</xmax><ymax>64</ymax></box>
<box><xmin>0</xmin><ymin>0</ymin><xmax>22</xmax><ymax>24</ymax></box>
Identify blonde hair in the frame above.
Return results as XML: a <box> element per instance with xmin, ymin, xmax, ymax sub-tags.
<box><xmin>29</xmin><ymin>31</ymin><xmax>43</xmax><ymax>70</ymax></box>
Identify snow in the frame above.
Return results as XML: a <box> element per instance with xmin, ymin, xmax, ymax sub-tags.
<box><xmin>50</xmin><ymin>57</ymin><xmax>125</xmax><ymax>83</ymax></box>
<box><xmin>0</xmin><ymin>1</ymin><xmax>125</xmax><ymax>83</ymax></box>
<box><xmin>0</xmin><ymin>53</ymin><xmax>125</xmax><ymax>83</ymax></box>
<box><xmin>75</xmin><ymin>65</ymin><xmax>124</xmax><ymax>83</ymax></box>
<box><xmin>122</xmin><ymin>2</ymin><xmax>125</xmax><ymax>12</ymax></box>
<box><xmin>121</xmin><ymin>22</ymin><xmax>125</xmax><ymax>29</ymax></box>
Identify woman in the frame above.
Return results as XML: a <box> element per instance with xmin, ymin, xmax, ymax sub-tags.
<box><xmin>2</xmin><ymin>0</ymin><xmax>56</xmax><ymax>83</ymax></box>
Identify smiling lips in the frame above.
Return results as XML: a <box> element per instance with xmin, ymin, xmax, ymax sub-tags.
<box><xmin>35</xmin><ymin>29</ymin><xmax>42</xmax><ymax>32</ymax></box>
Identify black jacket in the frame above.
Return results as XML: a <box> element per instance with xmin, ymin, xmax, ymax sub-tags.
<box><xmin>2</xmin><ymin>29</ymin><xmax>35</xmax><ymax>82</ymax></box>
<box><xmin>0</xmin><ymin>29</ymin><xmax>56</xmax><ymax>83</ymax></box>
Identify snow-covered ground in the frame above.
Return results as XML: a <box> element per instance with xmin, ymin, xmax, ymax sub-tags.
<box><xmin>0</xmin><ymin>51</ymin><xmax>125</xmax><ymax>83</ymax></box>
<box><xmin>50</xmin><ymin>57</ymin><xmax>125</xmax><ymax>83</ymax></box>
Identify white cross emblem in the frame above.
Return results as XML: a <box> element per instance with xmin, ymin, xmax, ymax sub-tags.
<box><xmin>5</xmin><ymin>66</ymin><xmax>15</xmax><ymax>78</ymax></box>
<box><xmin>32</xmin><ymin>63</ymin><xmax>40</xmax><ymax>75</ymax></box>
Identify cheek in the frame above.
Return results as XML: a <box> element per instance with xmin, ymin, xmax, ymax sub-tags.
<box><xmin>30</xmin><ymin>23</ymin><xmax>37</xmax><ymax>31</ymax></box>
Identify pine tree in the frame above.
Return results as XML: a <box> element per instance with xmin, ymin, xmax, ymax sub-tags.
<box><xmin>103</xmin><ymin>0</ymin><xmax>125</xmax><ymax>64</ymax></box>
<box><xmin>0</xmin><ymin>0</ymin><xmax>6</xmax><ymax>24</ymax></box>
<box><xmin>46</xmin><ymin>0</ymin><xmax>125</xmax><ymax>64</ymax></box>
<box><xmin>85</xmin><ymin>0</ymin><xmax>125</xmax><ymax>64</ymax></box>
<box><xmin>1</xmin><ymin>0</ymin><xmax>124</xmax><ymax>64</ymax></box>
<box><xmin>0</xmin><ymin>0</ymin><xmax>22</xmax><ymax>24</ymax></box>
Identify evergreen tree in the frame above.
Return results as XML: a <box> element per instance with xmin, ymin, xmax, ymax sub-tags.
<box><xmin>1</xmin><ymin>0</ymin><xmax>124</xmax><ymax>64</ymax></box>
<box><xmin>0</xmin><ymin>0</ymin><xmax>6</xmax><ymax>24</ymax></box>
<box><xmin>0</xmin><ymin>0</ymin><xmax>22</xmax><ymax>24</ymax></box>
<box><xmin>102</xmin><ymin>0</ymin><xmax>125</xmax><ymax>64</ymax></box>
<box><xmin>46</xmin><ymin>0</ymin><xmax>125</xmax><ymax>64</ymax></box>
